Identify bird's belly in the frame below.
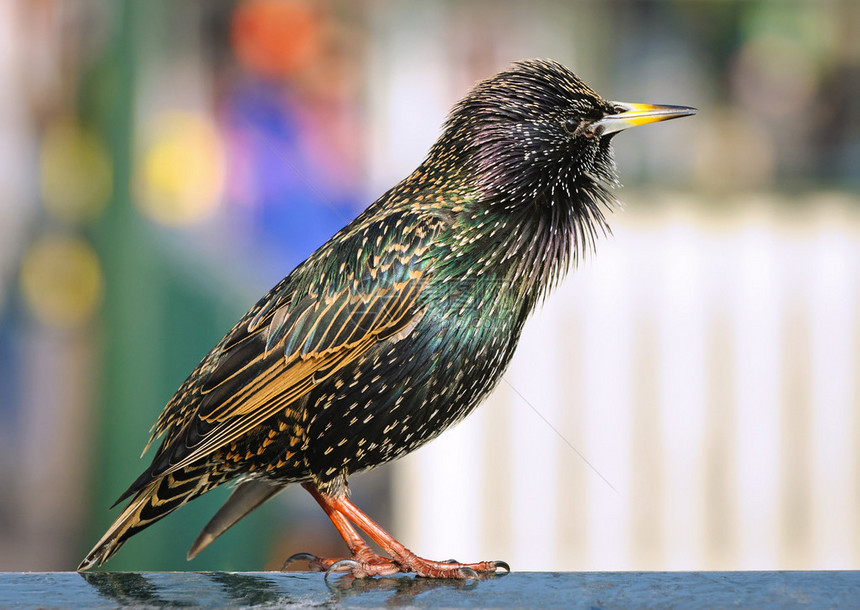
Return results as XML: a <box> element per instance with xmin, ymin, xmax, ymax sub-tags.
<box><xmin>303</xmin><ymin>311</ymin><xmax>520</xmax><ymax>483</ymax></box>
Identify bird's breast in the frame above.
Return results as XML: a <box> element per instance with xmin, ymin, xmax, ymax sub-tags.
<box><xmin>301</xmin><ymin>283</ymin><xmax>527</xmax><ymax>483</ymax></box>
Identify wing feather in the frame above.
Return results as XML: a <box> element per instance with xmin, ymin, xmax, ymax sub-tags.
<box><xmin>121</xmin><ymin>212</ymin><xmax>440</xmax><ymax>499</ymax></box>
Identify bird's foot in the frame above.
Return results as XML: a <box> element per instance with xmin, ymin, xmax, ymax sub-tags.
<box><xmin>282</xmin><ymin>550</ymin><xmax>402</xmax><ymax>578</ymax></box>
<box><xmin>283</xmin><ymin>550</ymin><xmax>509</xmax><ymax>580</ymax></box>
<box><xmin>392</xmin><ymin>554</ymin><xmax>510</xmax><ymax>580</ymax></box>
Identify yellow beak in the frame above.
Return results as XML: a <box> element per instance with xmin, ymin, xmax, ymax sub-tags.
<box><xmin>592</xmin><ymin>102</ymin><xmax>697</xmax><ymax>136</ymax></box>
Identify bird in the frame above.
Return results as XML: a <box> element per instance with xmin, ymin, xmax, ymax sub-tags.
<box><xmin>78</xmin><ymin>59</ymin><xmax>695</xmax><ymax>578</ymax></box>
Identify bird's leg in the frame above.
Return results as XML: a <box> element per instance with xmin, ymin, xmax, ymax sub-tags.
<box><xmin>284</xmin><ymin>482</ymin><xmax>402</xmax><ymax>577</ymax></box>
<box><xmin>304</xmin><ymin>482</ymin><xmax>509</xmax><ymax>579</ymax></box>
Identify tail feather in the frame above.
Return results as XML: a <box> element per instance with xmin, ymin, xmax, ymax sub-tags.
<box><xmin>78</xmin><ymin>486</ymin><xmax>155</xmax><ymax>571</ymax></box>
<box><xmin>187</xmin><ymin>479</ymin><xmax>284</xmax><ymax>560</ymax></box>
<box><xmin>78</xmin><ymin>465</ymin><xmax>222</xmax><ymax>571</ymax></box>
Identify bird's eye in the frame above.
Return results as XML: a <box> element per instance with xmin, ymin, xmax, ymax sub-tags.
<box><xmin>563</xmin><ymin>118</ymin><xmax>580</xmax><ymax>135</ymax></box>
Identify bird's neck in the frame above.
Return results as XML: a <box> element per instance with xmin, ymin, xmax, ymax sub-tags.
<box><xmin>395</xmin><ymin>163</ymin><xmax>614</xmax><ymax>314</ymax></box>
<box><xmin>435</xmin><ymin>192</ymin><xmax>589</xmax><ymax>315</ymax></box>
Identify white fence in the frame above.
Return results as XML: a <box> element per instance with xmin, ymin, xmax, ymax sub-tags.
<box><xmin>393</xmin><ymin>192</ymin><xmax>860</xmax><ymax>571</ymax></box>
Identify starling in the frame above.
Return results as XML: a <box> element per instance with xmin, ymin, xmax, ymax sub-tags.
<box><xmin>79</xmin><ymin>59</ymin><xmax>695</xmax><ymax>577</ymax></box>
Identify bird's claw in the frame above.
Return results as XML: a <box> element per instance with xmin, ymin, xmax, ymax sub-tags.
<box><xmin>281</xmin><ymin>552</ymin><xmax>340</xmax><ymax>572</ymax></box>
<box><xmin>492</xmin><ymin>559</ymin><xmax>511</xmax><ymax>573</ymax></box>
<box><xmin>325</xmin><ymin>559</ymin><xmax>362</xmax><ymax>581</ymax></box>
<box><xmin>281</xmin><ymin>552</ymin><xmax>319</xmax><ymax>571</ymax></box>
<box><xmin>457</xmin><ymin>566</ymin><xmax>479</xmax><ymax>581</ymax></box>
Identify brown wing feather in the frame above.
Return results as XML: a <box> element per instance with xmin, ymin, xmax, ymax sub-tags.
<box><xmin>145</xmin><ymin>278</ymin><xmax>423</xmax><ymax>485</ymax></box>
<box><xmin>115</xmin><ymin>212</ymin><xmax>440</xmax><ymax>506</ymax></box>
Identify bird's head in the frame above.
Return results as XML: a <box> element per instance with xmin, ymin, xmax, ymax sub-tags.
<box><xmin>434</xmin><ymin>59</ymin><xmax>695</xmax><ymax>210</ymax></box>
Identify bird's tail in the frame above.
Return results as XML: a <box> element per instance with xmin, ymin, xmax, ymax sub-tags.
<box><xmin>78</xmin><ymin>465</ymin><xmax>220</xmax><ymax>571</ymax></box>
<box><xmin>187</xmin><ymin>478</ymin><xmax>283</xmax><ymax>560</ymax></box>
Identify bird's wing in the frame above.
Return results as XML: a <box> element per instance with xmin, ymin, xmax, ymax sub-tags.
<box><xmin>116</xmin><ymin>212</ymin><xmax>439</xmax><ymax>504</ymax></box>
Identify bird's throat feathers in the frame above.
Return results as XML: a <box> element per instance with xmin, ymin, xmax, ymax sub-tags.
<box><xmin>409</xmin><ymin>149</ymin><xmax>617</xmax><ymax>307</ymax></box>
<box><xmin>434</xmin><ymin>181</ymin><xmax>616</xmax><ymax>311</ymax></box>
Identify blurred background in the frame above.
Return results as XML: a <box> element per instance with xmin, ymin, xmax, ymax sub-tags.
<box><xmin>1</xmin><ymin>0</ymin><xmax>859</xmax><ymax>572</ymax></box>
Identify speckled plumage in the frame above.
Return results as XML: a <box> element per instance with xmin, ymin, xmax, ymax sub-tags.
<box><xmin>80</xmin><ymin>59</ymin><xmax>694</xmax><ymax>575</ymax></box>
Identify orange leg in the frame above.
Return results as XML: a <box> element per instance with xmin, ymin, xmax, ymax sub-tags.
<box><xmin>293</xmin><ymin>483</ymin><xmax>402</xmax><ymax>577</ymax></box>
<box><xmin>284</xmin><ymin>482</ymin><xmax>509</xmax><ymax>579</ymax></box>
